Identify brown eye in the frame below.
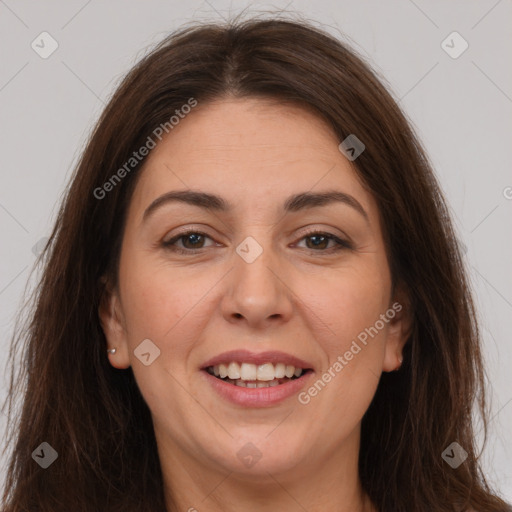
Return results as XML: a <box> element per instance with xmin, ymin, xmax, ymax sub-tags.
<box><xmin>297</xmin><ymin>231</ymin><xmax>352</xmax><ymax>253</ymax></box>
<box><xmin>180</xmin><ymin>233</ymin><xmax>206</xmax><ymax>249</ymax></box>
<box><xmin>162</xmin><ymin>231</ymin><xmax>215</xmax><ymax>253</ymax></box>
<box><xmin>305</xmin><ymin>234</ymin><xmax>330</xmax><ymax>250</ymax></box>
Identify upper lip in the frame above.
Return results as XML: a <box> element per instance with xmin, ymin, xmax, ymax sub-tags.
<box><xmin>201</xmin><ymin>349</ymin><xmax>314</xmax><ymax>370</ymax></box>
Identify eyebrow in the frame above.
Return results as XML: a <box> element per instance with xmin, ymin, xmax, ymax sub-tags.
<box><xmin>142</xmin><ymin>189</ymin><xmax>369</xmax><ymax>222</ymax></box>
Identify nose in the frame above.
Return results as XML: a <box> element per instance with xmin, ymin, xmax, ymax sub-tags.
<box><xmin>220</xmin><ymin>236</ymin><xmax>294</xmax><ymax>329</ymax></box>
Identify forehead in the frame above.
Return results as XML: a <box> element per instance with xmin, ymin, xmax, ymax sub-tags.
<box><xmin>148</xmin><ymin>97</ymin><xmax>341</xmax><ymax>163</ymax></box>
<box><xmin>129</xmin><ymin>98</ymin><xmax>376</xmax><ymax>219</ymax></box>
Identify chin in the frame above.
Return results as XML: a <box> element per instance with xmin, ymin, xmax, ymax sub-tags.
<box><xmin>201</xmin><ymin>431</ymin><xmax>309</xmax><ymax>477</ymax></box>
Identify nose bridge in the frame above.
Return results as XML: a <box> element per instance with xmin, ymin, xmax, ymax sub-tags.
<box><xmin>222</xmin><ymin>231</ymin><xmax>293</xmax><ymax>325</ymax></box>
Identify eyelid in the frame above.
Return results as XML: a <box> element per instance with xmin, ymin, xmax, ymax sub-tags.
<box><xmin>162</xmin><ymin>224</ymin><xmax>216</xmax><ymax>241</ymax></box>
<box><xmin>295</xmin><ymin>225</ymin><xmax>351</xmax><ymax>243</ymax></box>
<box><xmin>293</xmin><ymin>227</ymin><xmax>353</xmax><ymax>251</ymax></box>
<box><xmin>163</xmin><ymin>225</ymin><xmax>210</xmax><ymax>242</ymax></box>
<box><xmin>163</xmin><ymin>224</ymin><xmax>350</xmax><ymax>242</ymax></box>
<box><xmin>162</xmin><ymin>228</ymin><xmax>217</xmax><ymax>248</ymax></box>
<box><xmin>162</xmin><ymin>225</ymin><xmax>353</xmax><ymax>254</ymax></box>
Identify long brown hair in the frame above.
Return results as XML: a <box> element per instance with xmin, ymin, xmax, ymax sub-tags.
<box><xmin>2</xmin><ymin>13</ymin><xmax>510</xmax><ymax>512</ymax></box>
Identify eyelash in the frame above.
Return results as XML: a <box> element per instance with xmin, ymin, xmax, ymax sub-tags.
<box><xmin>162</xmin><ymin>229</ymin><xmax>352</xmax><ymax>255</ymax></box>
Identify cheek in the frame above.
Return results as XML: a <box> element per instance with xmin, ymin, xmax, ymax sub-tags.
<box><xmin>116</xmin><ymin>255</ymin><xmax>213</xmax><ymax>420</ymax></box>
<box><xmin>301</xmin><ymin>262</ymin><xmax>391</xmax><ymax>354</ymax></box>
<box><xmin>118</xmin><ymin>254</ymin><xmax>223</xmax><ymax>364</ymax></box>
<box><xmin>297</xmin><ymin>272</ymin><xmax>388</xmax><ymax>430</ymax></box>
<box><xmin>120</xmin><ymin>244</ymin><xmax>191</xmax><ymax>332</ymax></box>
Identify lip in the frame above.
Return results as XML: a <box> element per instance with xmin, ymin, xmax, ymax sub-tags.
<box><xmin>201</xmin><ymin>368</ymin><xmax>314</xmax><ymax>407</ymax></box>
<box><xmin>200</xmin><ymin>349</ymin><xmax>314</xmax><ymax>370</ymax></box>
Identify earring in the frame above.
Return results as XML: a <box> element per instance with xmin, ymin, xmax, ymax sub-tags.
<box><xmin>107</xmin><ymin>348</ymin><xmax>117</xmax><ymax>354</ymax></box>
<box><xmin>395</xmin><ymin>355</ymin><xmax>403</xmax><ymax>371</ymax></box>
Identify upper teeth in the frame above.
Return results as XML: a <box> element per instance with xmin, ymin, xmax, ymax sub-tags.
<box><xmin>210</xmin><ymin>362</ymin><xmax>303</xmax><ymax>381</ymax></box>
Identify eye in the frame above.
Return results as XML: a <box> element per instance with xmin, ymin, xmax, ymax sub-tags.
<box><xmin>162</xmin><ymin>230</ymin><xmax>216</xmax><ymax>254</ymax></box>
<box><xmin>161</xmin><ymin>229</ymin><xmax>352</xmax><ymax>255</ymax></box>
<box><xmin>295</xmin><ymin>230</ymin><xmax>352</xmax><ymax>253</ymax></box>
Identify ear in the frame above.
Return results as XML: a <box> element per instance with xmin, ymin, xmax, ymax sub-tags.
<box><xmin>98</xmin><ymin>277</ymin><xmax>131</xmax><ymax>369</ymax></box>
<box><xmin>382</xmin><ymin>283</ymin><xmax>413</xmax><ymax>373</ymax></box>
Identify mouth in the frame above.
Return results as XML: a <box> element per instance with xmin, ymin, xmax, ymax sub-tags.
<box><xmin>204</xmin><ymin>362</ymin><xmax>313</xmax><ymax>388</ymax></box>
<box><xmin>200</xmin><ymin>350</ymin><xmax>314</xmax><ymax>406</ymax></box>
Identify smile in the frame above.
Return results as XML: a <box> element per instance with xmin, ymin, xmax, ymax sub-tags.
<box><xmin>200</xmin><ymin>349</ymin><xmax>314</xmax><ymax>406</ymax></box>
<box><xmin>206</xmin><ymin>362</ymin><xmax>306</xmax><ymax>388</ymax></box>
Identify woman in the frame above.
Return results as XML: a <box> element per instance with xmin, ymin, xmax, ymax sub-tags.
<box><xmin>1</xmin><ymin>14</ymin><xmax>510</xmax><ymax>512</ymax></box>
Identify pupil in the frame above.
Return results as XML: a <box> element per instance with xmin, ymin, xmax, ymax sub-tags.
<box><xmin>185</xmin><ymin>233</ymin><xmax>202</xmax><ymax>248</ymax></box>
<box><xmin>308</xmin><ymin>235</ymin><xmax>327</xmax><ymax>249</ymax></box>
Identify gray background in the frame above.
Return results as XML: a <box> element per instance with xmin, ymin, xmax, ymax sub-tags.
<box><xmin>1</xmin><ymin>0</ymin><xmax>511</xmax><ymax>501</ymax></box>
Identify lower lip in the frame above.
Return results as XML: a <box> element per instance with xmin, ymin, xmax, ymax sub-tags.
<box><xmin>201</xmin><ymin>370</ymin><xmax>314</xmax><ymax>407</ymax></box>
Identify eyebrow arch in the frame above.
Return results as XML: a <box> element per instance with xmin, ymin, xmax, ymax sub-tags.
<box><xmin>142</xmin><ymin>189</ymin><xmax>369</xmax><ymax>222</ymax></box>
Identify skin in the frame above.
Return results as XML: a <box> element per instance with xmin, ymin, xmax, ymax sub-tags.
<box><xmin>99</xmin><ymin>97</ymin><xmax>412</xmax><ymax>512</ymax></box>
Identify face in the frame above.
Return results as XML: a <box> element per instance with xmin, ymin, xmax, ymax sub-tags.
<box><xmin>100</xmin><ymin>98</ymin><xmax>410</xmax><ymax>484</ymax></box>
